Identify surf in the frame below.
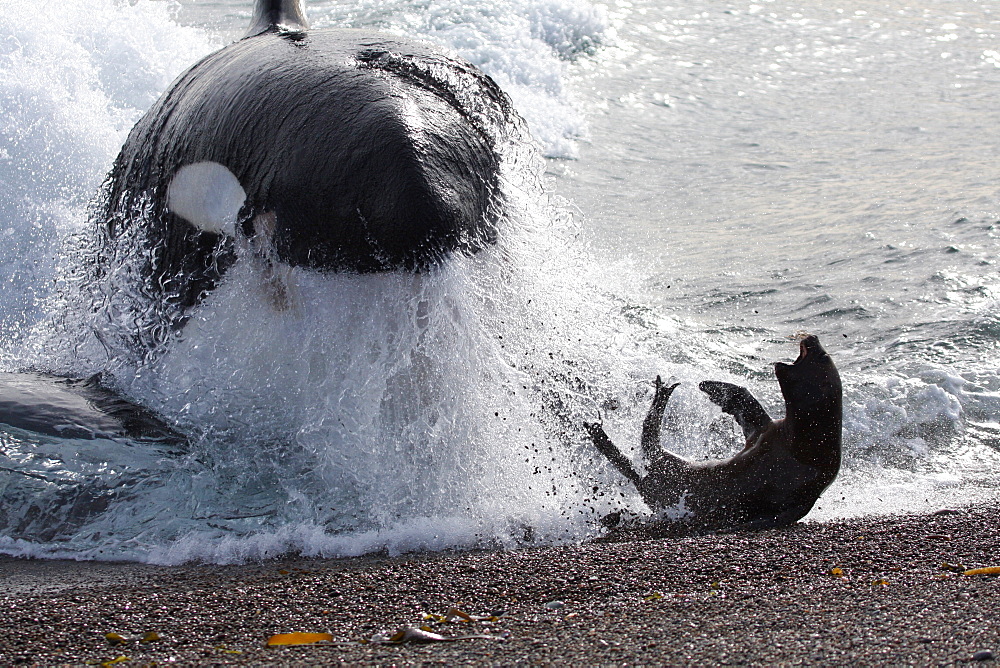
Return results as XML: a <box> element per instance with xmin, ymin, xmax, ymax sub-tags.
<box><xmin>1</xmin><ymin>0</ymin><xmax>998</xmax><ymax>564</ymax></box>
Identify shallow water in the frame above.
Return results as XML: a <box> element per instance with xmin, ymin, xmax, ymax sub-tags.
<box><xmin>0</xmin><ymin>0</ymin><xmax>997</xmax><ymax>563</ymax></box>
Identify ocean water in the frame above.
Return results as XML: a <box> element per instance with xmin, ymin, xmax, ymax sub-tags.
<box><xmin>0</xmin><ymin>0</ymin><xmax>997</xmax><ymax>564</ymax></box>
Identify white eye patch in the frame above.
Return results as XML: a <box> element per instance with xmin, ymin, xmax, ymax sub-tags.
<box><xmin>166</xmin><ymin>161</ymin><xmax>246</xmax><ymax>236</ymax></box>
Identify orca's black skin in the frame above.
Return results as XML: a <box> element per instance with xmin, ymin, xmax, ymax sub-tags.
<box><xmin>585</xmin><ymin>335</ymin><xmax>843</xmax><ymax>532</ymax></box>
<box><xmin>247</xmin><ymin>0</ymin><xmax>309</xmax><ymax>36</ymax></box>
<box><xmin>92</xmin><ymin>0</ymin><xmax>522</xmax><ymax>331</ymax></box>
<box><xmin>0</xmin><ymin>373</ymin><xmax>185</xmax><ymax>443</ymax></box>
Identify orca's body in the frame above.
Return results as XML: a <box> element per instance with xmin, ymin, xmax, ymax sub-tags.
<box><xmin>92</xmin><ymin>0</ymin><xmax>521</xmax><ymax>335</ymax></box>
<box><xmin>0</xmin><ymin>373</ymin><xmax>183</xmax><ymax>443</ymax></box>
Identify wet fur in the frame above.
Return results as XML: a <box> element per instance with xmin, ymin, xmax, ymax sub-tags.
<box><xmin>585</xmin><ymin>335</ymin><xmax>842</xmax><ymax>531</ymax></box>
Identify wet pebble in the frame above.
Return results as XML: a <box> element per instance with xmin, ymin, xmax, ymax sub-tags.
<box><xmin>3</xmin><ymin>502</ymin><xmax>998</xmax><ymax>666</ymax></box>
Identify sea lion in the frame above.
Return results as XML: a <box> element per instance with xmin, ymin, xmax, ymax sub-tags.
<box><xmin>584</xmin><ymin>335</ymin><xmax>842</xmax><ymax>531</ymax></box>
<box><xmin>88</xmin><ymin>0</ymin><xmax>523</xmax><ymax>350</ymax></box>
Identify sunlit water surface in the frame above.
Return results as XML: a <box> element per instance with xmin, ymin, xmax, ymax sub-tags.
<box><xmin>0</xmin><ymin>0</ymin><xmax>997</xmax><ymax>563</ymax></box>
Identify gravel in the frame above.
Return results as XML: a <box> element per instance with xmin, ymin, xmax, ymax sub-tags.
<box><xmin>1</xmin><ymin>503</ymin><xmax>998</xmax><ymax>666</ymax></box>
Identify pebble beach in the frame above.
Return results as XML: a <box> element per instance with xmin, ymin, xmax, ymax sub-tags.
<box><xmin>2</xmin><ymin>503</ymin><xmax>998</xmax><ymax>666</ymax></box>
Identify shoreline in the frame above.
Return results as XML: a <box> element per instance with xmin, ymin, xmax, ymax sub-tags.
<box><xmin>2</xmin><ymin>504</ymin><xmax>998</xmax><ymax>666</ymax></box>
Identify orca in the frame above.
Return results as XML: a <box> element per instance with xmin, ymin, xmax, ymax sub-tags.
<box><xmin>90</xmin><ymin>0</ymin><xmax>523</xmax><ymax>345</ymax></box>
<box><xmin>0</xmin><ymin>372</ymin><xmax>184</xmax><ymax>443</ymax></box>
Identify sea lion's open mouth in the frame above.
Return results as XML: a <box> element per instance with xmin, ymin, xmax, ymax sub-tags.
<box><xmin>794</xmin><ymin>334</ymin><xmax>824</xmax><ymax>364</ymax></box>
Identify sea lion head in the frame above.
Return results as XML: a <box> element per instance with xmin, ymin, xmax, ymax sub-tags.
<box><xmin>774</xmin><ymin>334</ymin><xmax>842</xmax><ymax>422</ymax></box>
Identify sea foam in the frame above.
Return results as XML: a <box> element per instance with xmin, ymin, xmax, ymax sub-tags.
<box><xmin>1</xmin><ymin>0</ymin><xmax>998</xmax><ymax>564</ymax></box>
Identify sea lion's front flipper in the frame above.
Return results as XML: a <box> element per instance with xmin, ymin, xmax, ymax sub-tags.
<box><xmin>699</xmin><ymin>381</ymin><xmax>773</xmax><ymax>445</ymax></box>
<box><xmin>641</xmin><ymin>376</ymin><xmax>680</xmax><ymax>461</ymax></box>
<box><xmin>584</xmin><ymin>422</ymin><xmax>643</xmax><ymax>486</ymax></box>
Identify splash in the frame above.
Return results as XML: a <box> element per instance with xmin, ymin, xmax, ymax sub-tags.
<box><xmin>1</xmin><ymin>0</ymin><xmax>999</xmax><ymax>564</ymax></box>
<box><xmin>3</xmin><ymin>155</ymin><xmax>663</xmax><ymax>563</ymax></box>
<box><xmin>308</xmin><ymin>0</ymin><xmax>613</xmax><ymax>158</ymax></box>
<box><xmin>0</xmin><ymin>0</ymin><xmax>216</xmax><ymax>356</ymax></box>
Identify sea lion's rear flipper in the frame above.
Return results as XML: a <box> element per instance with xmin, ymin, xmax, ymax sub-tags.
<box><xmin>583</xmin><ymin>422</ymin><xmax>643</xmax><ymax>487</ymax></box>
<box><xmin>699</xmin><ymin>380</ymin><xmax>773</xmax><ymax>444</ymax></box>
<box><xmin>641</xmin><ymin>376</ymin><xmax>680</xmax><ymax>461</ymax></box>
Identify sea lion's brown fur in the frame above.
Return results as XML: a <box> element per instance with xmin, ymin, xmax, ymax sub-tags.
<box><xmin>585</xmin><ymin>335</ymin><xmax>842</xmax><ymax>531</ymax></box>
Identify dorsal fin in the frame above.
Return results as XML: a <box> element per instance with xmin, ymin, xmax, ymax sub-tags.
<box><xmin>245</xmin><ymin>0</ymin><xmax>309</xmax><ymax>38</ymax></box>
